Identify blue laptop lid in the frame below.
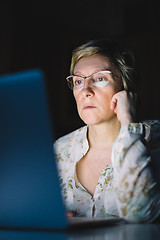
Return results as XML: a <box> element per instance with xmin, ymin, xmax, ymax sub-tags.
<box><xmin>0</xmin><ymin>70</ymin><xmax>67</xmax><ymax>230</ymax></box>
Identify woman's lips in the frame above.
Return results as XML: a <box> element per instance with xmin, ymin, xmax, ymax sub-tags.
<box><xmin>83</xmin><ymin>105</ymin><xmax>96</xmax><ymax>109</ymax></box>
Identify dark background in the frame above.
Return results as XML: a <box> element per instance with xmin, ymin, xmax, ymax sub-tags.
<box><xmin>0</xmin><ymin>0</ymin><xmax>160</xmax><ymax>140</ymax></box>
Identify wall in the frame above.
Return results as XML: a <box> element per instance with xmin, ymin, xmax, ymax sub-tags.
<box><xmin>0</xmin><ymin>0</ymin><xmax>160</xmax><ymax>139</ymax></box>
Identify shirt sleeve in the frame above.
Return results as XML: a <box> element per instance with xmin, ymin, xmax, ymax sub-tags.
<box><xmin>112</xmin><ymin>122</ymin><xmax>160</xmax><ymax>223</ymax></box>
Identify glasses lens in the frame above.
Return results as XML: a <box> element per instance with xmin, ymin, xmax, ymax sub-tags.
<box><xmin>91</xmin><ymin>72</ymin><xmax>110</xmax><ymax>87</ymax></box>
<box><xmin>72</xmin><ymin>76</ymin><xmax>84</xmax><ymax>90</ymax></box>
<box><xmin>66</xmin><ymin>76</ymin><xmax>74</xmax><ymax>90</ymax></box>
<box><xmin>67</xmin><ymin>76</ymin><xmax>84</xmax><ymax>90</ymax></box>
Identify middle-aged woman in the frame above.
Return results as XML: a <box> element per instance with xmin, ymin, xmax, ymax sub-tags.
<box><xmin>54</xmin><ymin>39</ymin><xmax>160</xmax><ymax>223</ymax></box>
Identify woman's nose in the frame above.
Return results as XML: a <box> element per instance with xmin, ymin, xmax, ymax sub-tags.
<box><xmin>82</xmin><ymin>77</ymin><xmax>93</xmax><ymax>89</ymax></box>
<box><xmin>81</xmin><ymin>81</ymin><xmax>94</xmax><ymax>97</ymax></box>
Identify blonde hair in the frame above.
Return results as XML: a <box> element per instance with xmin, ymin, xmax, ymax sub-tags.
<box><xmin>70</xmin><ymin>44</ymin><xmax>100</xmax><ymax>74</ymax></box>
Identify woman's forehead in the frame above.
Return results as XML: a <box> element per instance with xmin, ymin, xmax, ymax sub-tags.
<box><xmin>73</xmin><ymin>54</ymin><xmax>112</xmax><ymax>75</ymax></box>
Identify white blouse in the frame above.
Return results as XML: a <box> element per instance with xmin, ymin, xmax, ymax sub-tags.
<box><xmin>54</xmin><ymin>120</ymin><xmax>160</xmax><ymax>223</ymax></box>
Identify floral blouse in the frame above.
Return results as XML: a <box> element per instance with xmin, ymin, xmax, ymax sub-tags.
<box><xmin>54</xmin><ymin>120</ymin><xmax>160</xmax><ymax>223</ymax></box>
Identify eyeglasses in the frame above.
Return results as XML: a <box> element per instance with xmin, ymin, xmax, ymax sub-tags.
<box><xmin>66</xmin><ymin>70</ymin><xmax>119</xmax><ymax>90</ymax></box>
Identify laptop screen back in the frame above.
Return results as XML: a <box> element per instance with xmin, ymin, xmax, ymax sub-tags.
<box><xmin>0</xmin><ymin>70</ymin><xmax>67</xmax><ymax>230</ymax></box>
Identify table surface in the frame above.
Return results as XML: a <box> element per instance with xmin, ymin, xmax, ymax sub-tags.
<box><xmin>0</xmin><ymin>223</ymin><xmax>160</xmax><ymax>240</ymax></box>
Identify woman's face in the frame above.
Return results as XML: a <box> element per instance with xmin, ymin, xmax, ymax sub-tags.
<box><xmin>73</xmin><ymin>54</ymin><xmax>121</xmax><ymax>125</ymax></box>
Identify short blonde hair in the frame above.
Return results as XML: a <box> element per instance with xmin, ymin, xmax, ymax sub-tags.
<box><xmin>70</xmin><ymin>44</ymin><xmax>100</xmax><ymax>74</ymax></box>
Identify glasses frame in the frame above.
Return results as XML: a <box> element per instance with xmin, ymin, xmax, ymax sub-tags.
<box><xmin>66</xmin><ymin>70</ymin><xmax>120</xmax><ymax>90</ymax></box>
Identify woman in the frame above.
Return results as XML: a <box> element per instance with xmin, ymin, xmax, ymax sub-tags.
<box><xmin>54</xmin><ymin>39</ymin><xmax>160</xmax><ymax>223</ymax></box>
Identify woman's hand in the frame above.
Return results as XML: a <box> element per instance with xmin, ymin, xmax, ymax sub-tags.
<box><xmin>66</xmin><ymin>212</ymin><xmax>74</xmax><ymax>218</ymax></box>
<box><xmin>110</xmin><ymin>90</ymin><xmax>135</xmax><ymax>126</ymax></box>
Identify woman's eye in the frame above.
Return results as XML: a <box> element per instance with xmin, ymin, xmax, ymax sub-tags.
<box><xmin>97</xmin><ymin>77</ymin><xmax>105</xmax><ymax>82</ymax></box>
<box><xmin>74</xmin><ymin>79</ymin><xmax>83</xmax><ymax>85</ymax></box>
<box><xmin>93</xmin><ymin>76</ymin><xmax>106</xmax><ymax>82</ymax></box>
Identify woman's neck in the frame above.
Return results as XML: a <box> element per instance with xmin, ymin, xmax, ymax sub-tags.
<box><xmin>88</xmin><ymin>118</ymin><xmax>121</xmax><ymax>150</ymax></box>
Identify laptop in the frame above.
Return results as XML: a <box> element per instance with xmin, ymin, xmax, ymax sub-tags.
<box><xmin>0</xmin><ymin>70</ymin><xmax>123</xmax><ymax>231</ymax></box>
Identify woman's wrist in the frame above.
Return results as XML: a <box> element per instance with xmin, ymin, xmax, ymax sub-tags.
<box><xmin>120</xmin><ymin>115</ymin><xmax>133</xmax><ymax>126</ymax></box>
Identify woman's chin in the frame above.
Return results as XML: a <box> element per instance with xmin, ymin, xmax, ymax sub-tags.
<box><xmin>80</xmin><ymin>116</ymin><xmax>101</xmax><ymax>126</ymax></box>
<box><xmin>80</xmin><ymin>114</ymin><xmax>118</xmax><ymax>126</ymax></box>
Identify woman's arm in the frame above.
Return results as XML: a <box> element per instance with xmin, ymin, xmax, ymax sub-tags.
<box><xmin>112</xmin><ymin>121</ymin><xmax>160</xmax><ymax>223</ymax></box>
<box><xmin>111</xmin><ymin>91</ymin><xmax>160</xmax><ymax>222</ymax></box>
